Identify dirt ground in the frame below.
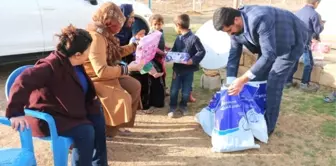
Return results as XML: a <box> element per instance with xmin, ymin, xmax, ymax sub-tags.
<box><xmin>0</xmin><ymin>1</ymin><xmax>335</xmax><ymax>166</ymax></box>
<box><xmin>0</xmin><ymin>91</ymin><xmax>335</xmax><ymax>166</ymax></box>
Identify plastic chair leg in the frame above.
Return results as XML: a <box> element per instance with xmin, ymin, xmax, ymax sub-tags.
<box><xmin>53</xmin><ymin>146</ymin><xmax>70</xmax><ymax>166</ymax></box>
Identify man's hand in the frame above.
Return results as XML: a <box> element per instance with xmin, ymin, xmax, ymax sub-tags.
<box><xmin>228</xmin><ymin>76</ymin><xmax>249</xmax><ymax>96</ymax></box>
<box><xmin>321</xmin><ymin>20</ymin><xmax>326</xmax><ymax>25</ymax></box>
<box><xmin>10</xmin><ymin>116</ymin><xmax>29</xmax><ymax>132</ymax></box>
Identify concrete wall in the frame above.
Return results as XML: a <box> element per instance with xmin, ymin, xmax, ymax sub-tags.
<box><xmin>237</xmin><ymin>50</ymin><xmax>336</xmax><ymax>89</ymax></box>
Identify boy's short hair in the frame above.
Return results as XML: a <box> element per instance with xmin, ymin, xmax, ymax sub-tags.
<box><xmin>306</xmin><ymin>0</ymin><xmax>321</xmax><ymax>4</ymax></box>
<box><xmin>150</xmin><ymin>14</ymin><xmax>164</xmax><ymax>24</ymax></box>
<box><xmin>174</xmin><ymin>14</ymin><xmax>190</xmax><ymax>29</ymax></box>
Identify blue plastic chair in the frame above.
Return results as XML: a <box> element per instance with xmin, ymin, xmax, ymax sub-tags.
<box><xmin>0</xmin><ymin>117</ymin><xmax>36</xmax><ymax>166</ymax></box>
<box><xmin>5</xmin><ymin>65</ymin><xmax>73</xmax><ymax>166</ymax></box>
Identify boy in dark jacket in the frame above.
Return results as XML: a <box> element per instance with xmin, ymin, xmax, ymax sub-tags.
<box><xmin>168</xmin><ymin>14</ymin><xmax>206</xmax><ymax>118</ymax></box>
<box><xmin>286</xmin><ymin>0</ymin><xmax>324</xmax><ymax>92</ymax></box>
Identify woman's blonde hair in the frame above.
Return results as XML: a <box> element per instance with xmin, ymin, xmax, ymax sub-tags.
<box><xmin>92</xmin><ymin>2</ymin><xmax>126</xmax><ymax>26</ymax></box>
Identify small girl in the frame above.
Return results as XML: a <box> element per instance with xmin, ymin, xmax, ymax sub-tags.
<box><xmin>129</xmin><ymin>26</ymin><xmax>146</xmax><ymax>46</ymax></box>
<box><xmin>149</xmin><ymin>14</ymin><xmax>171</xmax><ymax>96</ymax></box>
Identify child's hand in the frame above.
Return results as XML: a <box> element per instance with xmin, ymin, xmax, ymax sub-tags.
<box><xmin>165</xmin><ymin>46</ymin><xmax>171</xmax><ymax>52</ymax></box>
<box><xmin>156</xmin><ymin>48</ymin><xmax>166</xmax><ymax>56</ymax></box>
<box><xmin>184</xmin><ymin>59</ymin><xmax>193</xmax><ymax>65</ymax></box>
<box><xmin>312</xmin><ymin>39</ymin><xmax>319</xmax><ymax>44</ymax></box>
<box><xmin>152</xmin><ymin>72</ymin><xmax>164</xmax><ymax>78</ymax></box>
<box><xmin>148</xmin><ymin>67</ymin><xmax>163</xmax><ymax>78</ymax></box>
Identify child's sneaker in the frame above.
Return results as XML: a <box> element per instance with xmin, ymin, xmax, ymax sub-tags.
<box><xmin>324</xmin><ymin>91</ymin><xmax>336</xmax><ymax>103</ymax></box>
<box><xmin>285</xmin><ymin>82</ymin><xmax>296</xmax><ymax>89</ymax></box>
<box><xmin>168</xmin><ymin>112</ymin><xmax>174</xmax><ymax>118</ymax></box>
<box><xmin>180</xmin><ymin>108</ymin><xmax>189</xmax><ymax>116</ymax></box>
<box><xmin>300</xmin><ymin>83</ymin><xmax>319</xmax><ymax>92</ymax></box>
<box><xmin>165</xmin><ymin>87</ymin><xmax>170</xmax><ymax>96</ymax></box>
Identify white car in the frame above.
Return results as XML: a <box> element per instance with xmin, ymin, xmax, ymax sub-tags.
<box><xmin>0</xmin><ymin>0</ymin><xmax>152</xmax><ymax>65</ymax></box>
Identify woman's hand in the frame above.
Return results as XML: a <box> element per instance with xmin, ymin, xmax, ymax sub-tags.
<box><xmin>130</xmin><ymin>41</ymin><xmax>138</xmax><ymax>48</ymax></box>
<box><xmin>127</xmin><ymin>61</ymin><xmax>145</xmax><ymax>72</ymax></box>
<box><xmin>10</xmin><ymin>116</ymin><xmax>29</xmax><ymax>132</ymax></box>
<box><xmin>134</xmin><ymin>39</ymin><xmax>140</xmax><ymax>46</ymax></box>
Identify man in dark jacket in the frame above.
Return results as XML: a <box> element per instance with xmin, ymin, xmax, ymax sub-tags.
<box><xmin>213</xmin><ymin>6</ymin><xmax>308</xmax><ymax>136</ymax></box>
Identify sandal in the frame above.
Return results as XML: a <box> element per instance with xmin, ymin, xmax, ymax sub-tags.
<box><xmin>118</xmin><ymin>128</ymin><xmax>132</xmax><ymax>136</ymax></box>
<box><xmin>165</xmin><ymin>88</ymin><xmax>170</xmax><ymax>96</ymax></box>
<box><xmin>324</xmin><ymin>92</ymin><xmax>336</xmax><ymax>103</ymax></box>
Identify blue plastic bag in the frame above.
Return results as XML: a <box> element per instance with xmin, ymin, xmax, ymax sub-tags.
<box><xmin>211</xmin><ymin>87</ymin><xmax>260</xmax><ymax>152</ymax></box>
<box><xmin>195</xmin><ymin>91</ymin><xmax>221</xmax><ymax>136</ymax></box>
<box><xmin>195</xmin><ymin>108</ymin><xmax>215</xmax><ymax>137</ymax></box>
<box><xmin>240</xmin><ymin>83</ymin><xmax>268</xmax><ymax>143</ymax></box>
<box><xmin>207</xmin><ymin>91</ymin><xmax>222</xmax><ymax>112</ymax></box>
<box><xmin>246</xmin><ymin>81</ymin><xmax>267</xmax><ymax>114</ymax></box>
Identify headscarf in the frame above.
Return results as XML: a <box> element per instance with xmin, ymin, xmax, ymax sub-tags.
<box><xmin>87</xmin><ymin>2</ymin><xmax>126</xmax><ymax>65</ymax></box>
<box><xmin>115</xmin><ymin>4</ymin><xmax>134</xmax><ymax>46</ymax></box>
<box><xmin>131</xmin><ymin>19</ymin><xmax>148</xmax><ymax>36</ymax></box>
<box><xmin>120</xmin><ymin>4</ymin><xmax>134</xmax><ymax>19</ymax></box>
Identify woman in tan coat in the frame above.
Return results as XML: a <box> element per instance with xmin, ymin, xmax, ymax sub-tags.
<box><xmin>84</xmin><ymin>2</ymin><xmax>143</xmax><ymax>137</ymax></box>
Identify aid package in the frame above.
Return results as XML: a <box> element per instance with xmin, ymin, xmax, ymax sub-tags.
<box><xmin>135</xmin><ymin>30</ymin><xmax>162</xmax><ymax>64</ymax></box>
<box><xmin>195</xmin><ymin>91</ymin><xmax>221</xmax><ymax>136</ymax></box>
<box><xmin>165</xmin><ymin>52</ymin><xmax>190</xmax><ymax>64</ymax></box>
<box><xmin>211</xmin><ymin>86</ymin><xmax>260</xmax><ymax>152</ymax></box>
<box><xmin>242</xmin><ymin>81</ymin><xmax>268</xmax><ymax>143</ymax></box>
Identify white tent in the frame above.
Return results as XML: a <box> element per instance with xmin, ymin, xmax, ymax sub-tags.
<box><xmin>195</xmin><ymin>20</ymin><xmax>231</xmax><ymax>69</ymax></box>
<box><xmin>316</xmin><ymin>0</ymin><xmax>336</xmax><ymax>40</ymax></box>
<box><xmin>196</xmin><ymin>1</ymin><xmax>336</xmax><ymax>70</ymax></box>
<box><xmin>194</xmin><ymin>0</ymin><xmax>241</xmax><ymax>70</ymax></box>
